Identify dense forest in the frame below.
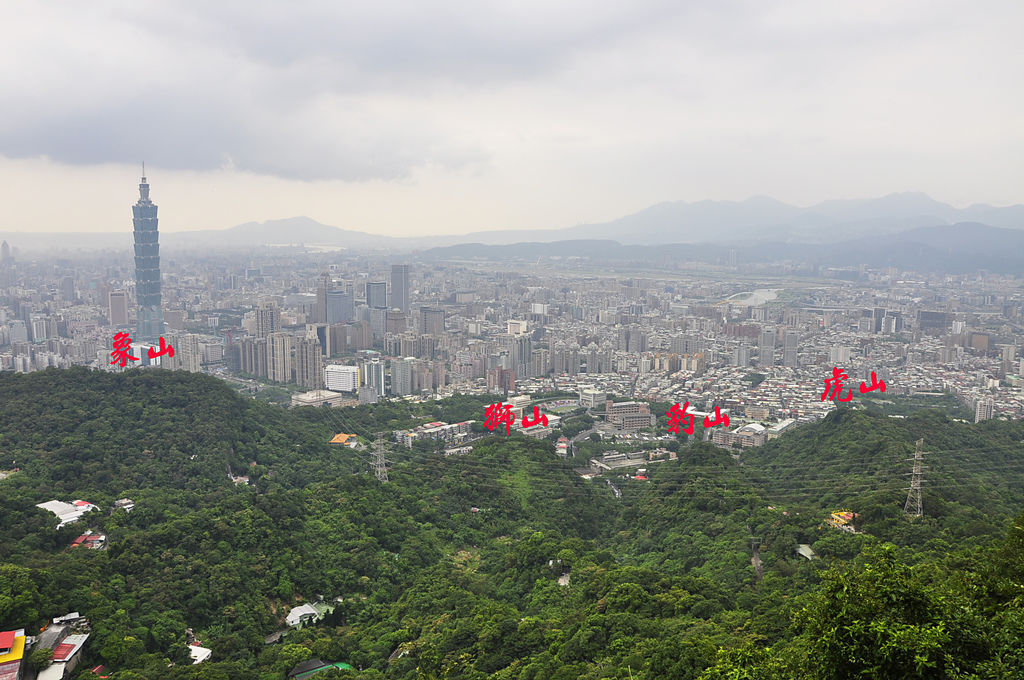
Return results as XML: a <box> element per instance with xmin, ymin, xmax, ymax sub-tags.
<box><xmin>0</xmin><ymin>366</ymin><xmax>1022</xmax><ymax>679</ymax></box>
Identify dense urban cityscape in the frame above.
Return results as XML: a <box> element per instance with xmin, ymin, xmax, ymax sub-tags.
<box><xmin>2</xmin><ymin>175</ymin><xmax>1021</xmax><ymax>441</ymax></box>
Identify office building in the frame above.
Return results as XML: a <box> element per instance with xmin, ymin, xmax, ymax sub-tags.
<box><xmin>759</xmin><ymin>328</ymin><xmax>775</xmax><ymax>364</ymax></box>
<box><xmin>315</xmin><ymin>272</ymin><xmax>331</xmax><ymax>323</ymax></box>
<box><xmin>109</xmin><ymin>290</ymin><xmax>129</xmax><ymax>327</ymax></box>
<box><xmin>60</xmin><ymin>276</ymin><xmax>75</xmax><ymax>302</ymax></box>
<box><xmin>255</xmin><ymin>302</ymin><xmax>280</xmax><ymax>338</ymax></box>
<box><xmin>326</xmin><ymin>289</ymin><xmax>354</xmax><ymax>324</ymax></box>
<box><xmin>419</xmin><ymin>307</ymin><xmax>445</xmax><ymax>336</ymax></box>
<box><xmin>732</xmin><ymin>344</ymin><xmax>750</xmax><ymax>367</ymax></box>
<box><xmin>328</xmin><ymin>323</ymin><xmax>348</xmax><ymax>356</ymax></box>
<box><xmin>391</xmin><ymin>264</ymin><xmax>409</xmax><ymax>314</ymax></box>
<box><xmin>783</xmin><ymin>330</ymin><xmax>799</xmax><ymax>367</ymax></box>
<box><xmin>132</xmin><ymin>171</ymin><xmax>164</xmax><ymax>341</ymax></box>
<box><xmin>386</xmin><ymin>310</ymin><xmax>408</xmax><ymax>335</ymax></box>
<box><xmin>325</xmin><ymin>364</ymin><xmax>359</xmax><ymax>392</ymax></box>
<box><xmin>295</xmin><ymin>337</ymin><xmax>324</xmax><ymax>389</ymax></box>
<box><xmin>367</xmin><ymin>281</ymin><xmax>388</xmax><ymax>310</ymax></box>
<box><xmin>267</xmin><ymin>332</ymin><xmax>293</xmax><ymax>383</ymax></box>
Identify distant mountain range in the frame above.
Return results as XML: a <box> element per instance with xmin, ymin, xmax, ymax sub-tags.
<box><xmin>2</xmin><ymin>193</ymin><xmax>1023</xmax><ymax>258</ymax></box>
<box><xmin>418</xmin><ymin>222</ymin><xmax>1024</xmax><ymax>274</ymax></box>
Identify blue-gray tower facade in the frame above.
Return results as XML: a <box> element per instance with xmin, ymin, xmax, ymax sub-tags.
<box><xmin>133</xmin><ymin>172</ymin><xmax>164</xmax><ymax>341</ymax></box>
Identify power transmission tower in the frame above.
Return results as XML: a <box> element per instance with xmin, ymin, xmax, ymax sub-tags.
<box><xmin>903</xmin><ymin>438</ymin><xmax>925</xmax><ymax>517</ymax></box>
<box><xmin>372</xmin><ymin>432</ymin><xmax>390</xmax><ymax>483</ymax></box>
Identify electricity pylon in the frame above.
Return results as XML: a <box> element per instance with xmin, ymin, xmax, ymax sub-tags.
<box><xmin>372</xmin><ymin>432</ymin><xmax>390</xmax><ymax>483</ymax></box>
<box><xmin>903</xmin><ymin>438</ymin><xmax>925</xmax><ymax>517</ymax></box>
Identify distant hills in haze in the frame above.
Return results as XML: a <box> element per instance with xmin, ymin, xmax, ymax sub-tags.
<box><xmin>419</xmin><ymin>222</ymin><xmax>1024</xmax><ymax>275</ymax></box>
<box><xmin>3</xmin><ymin>193</ymin><xmax>1023</xmax><ymax>271</ymax></box>
<box><xmin>162</xmin><ymin>192</ymin><xmax>1024</xmax><ymax>249</ymax></box>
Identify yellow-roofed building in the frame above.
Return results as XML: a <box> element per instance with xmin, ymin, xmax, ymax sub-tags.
<box><xmin>330</xmin><ymin>433</ymin><xmax>358</xmax><ymax>447</ymax></box>
<box><xmin>0</xmin><ymin>628</ymin><xmax>26</xmax><ymax>680</ymax></box>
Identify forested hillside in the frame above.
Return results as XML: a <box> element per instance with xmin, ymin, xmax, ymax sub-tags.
<box><xmin>0</xmin><ymin>367</ymin><xmax>1022</xmax><ymax>679</ymax></box>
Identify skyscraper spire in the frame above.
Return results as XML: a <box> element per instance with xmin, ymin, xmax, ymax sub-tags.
<box><xmin>133</xmin><ymin>170</ymin><xmax>163</xmax><ymax>341</ymax></box>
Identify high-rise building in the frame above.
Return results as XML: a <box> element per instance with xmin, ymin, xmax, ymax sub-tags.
<box><xmin>240</xmin><ymin>337</ymin><xmax>268</xmax><ymax>377</ymax></box>
<box><xmin>390</xmin><ymin>356</ymin><xmax>415</xmax><ymax>396</ymax></box>
<box><xmin>419</xmin><ymin>307</ymin><xmax>445</xmax><ymax>336</ymax></box>
<box><xmin>268</xmin><ymin>332</ymin><xmax>293</xmax><ymax>383</ymax></box>
<box><xmin>783</xmin><ymin>330</ymin><xmax>799</xmax><ymax>368</ymax></box>
<box><xmin>8</xmin><ymin>319</ymin><xmax>28</xmax><ymax>343</ymax></box>
<box><xmin>363</xmin><ymin>358</ymin><xmax>386</xmax><ymax>395</ymax></box>
<box><xmin>177</xmin><ymin>334</ymin><xmax>202</xmax><ymax>372</ymax></box>
<box><xmin>255</xmin><ymin>301</ymin><xmax>280</xmax><ymax>338</ymax></box>
<box><xmin>759</xmin><ymin>328</ymin><xmax>775</xmax><ymax>364</ymax></box>
<box><xmin>109</xmin><ymin>290</ymin><xmax>130</xmax><ymax>327</ymax></box>
<box><xmin>367</xmin><ymin>281</ymin><xmax>388</xmax><ymax>310</ymax></box>
<box><xmin>975</xmin><ymin>397</ymin><xmax>995</xmax><ymax>423</ymax></box>
<box><xmin>732</xmin><ymin>344</ymin><xmax>750</xmax><ymax>367</ymax></box>
<box><xmin>325</xmin><ymin>364</ymin><xmax>359</xmax><ymax>392</ymax></box>
<box><xmin>391</xmin><ymin>264</ymin><xmax>409</xmax><ymax>314</ymax></box>
<box><xmin>510</xmin><ymin>334</ymin><xmax>532</xmax><ymax>379</ymax></box>
<box><xmin>132</xmin><ymin>172</ymin><xmax>163</xmax><ymax>341</ymax></box>
<box><xmin>295</xmin><ymin>337</ymin><xmax>324</xmax><ymax>389</ymax></box>
<box><xmin>0</xmin><ymin>240</ymin><xmax>9</xmax><ymax>263</ymax></box>
<box><xmin>386</xmin><ymin>310</ymin><xmax>408</xmax><ymax>335</ymax></box>
<box><xmin>328</xmin><ymin>323</ymin><xmax>348</xmax><ymax>356</ymax></box>
<box><xmin>59</xmin><ymin>276</ymin><xmax>75</xmax><ymax>302</ymax></box>
<box><xmin>326</xmin><ymin>290</ymin><xmax>354</xmax><ymax>324</ymax></box>
<box><xmin>316</xmin><ymin>272</ymin><xmax>332</xmax><ymax>323</ymax></box>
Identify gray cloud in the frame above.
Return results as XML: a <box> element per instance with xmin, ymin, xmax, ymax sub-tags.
<box><xmin>0</xmin><ymin>0</ymin><xmax>1022</xmax><ymax>194</ymax></box>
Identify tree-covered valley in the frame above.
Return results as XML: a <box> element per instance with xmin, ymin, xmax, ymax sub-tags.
<box><xmin>1</xmin><ymin>367</ymin><xmax>1022</xmax><ymax>679</ymax></box>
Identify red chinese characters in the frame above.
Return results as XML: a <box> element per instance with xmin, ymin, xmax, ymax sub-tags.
<box><xmin>147</xmin><ymin>336</ymin><xmax>175</xmax><ymax>359</ymax></box>
<box><xmin>484</xmin><ymin>402</ymin><xmax>516</xmax><ymax>435</ymax></box>
<box><xmin>702</xmin><ymin>406</ymin><xmax>730</xmax><ymax>429</ymax></box>
<box><xmin>821</xmin><ymin>366</ymin><xmax>853</xmax><ymax>402</ymax></box>
<box><xmin>859</xmin><ymin>371</ymin><xmax>887</xmax><ymax>394</ymax></box>
<box><xmin>110</xmin><ymin>332</ymin><xmax>139</xmax><ymax>368</ymax></box>
<box><xmin>110</xmin><ymin>334</ymin><xmax>175</xmax><ymax>368</ymax></box>
<box><xmin>522</xmin><ymin>406</ymin><xmax>549</xmax><ymax>429</ymax></box>
<box><xmin>667</xmin><ymin>401</ymin><xmax>695</xmax><ymax>435</ymax></box>
<box><xmin>666</xmin><ymin>402</ymin><xmax>730</xmax><ymax>435</ymax></box>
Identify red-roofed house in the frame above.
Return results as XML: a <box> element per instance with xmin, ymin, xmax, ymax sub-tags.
<box><xmin>38</xmin><ymin>633</ymin><xmax>89</xmax><ymax>680</ymax></box>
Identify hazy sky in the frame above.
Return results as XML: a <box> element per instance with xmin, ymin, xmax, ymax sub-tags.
<box><xmin>2</xmin><ymin>0</ymin><xmax>1022</xmax><ymax>236</ymax></box>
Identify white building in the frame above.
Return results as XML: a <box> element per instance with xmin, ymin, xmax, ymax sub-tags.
<box><xmin>36</xmin><ymin>500</ymin><xmax>98</xmax><ymax>529</ymax></box>
<box><xmin>325</xmin><ymin>364</ymin><xmax>359</xmax><ymax>392</ymax></box>
<box><xmin>286</xmin><ymin>603</ymin><xmax>319</xmax><ymax>627</ymax></box>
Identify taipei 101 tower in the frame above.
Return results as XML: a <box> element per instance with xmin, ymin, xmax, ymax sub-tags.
<box><xmin>133</xmin><ymin>166</ymin><xmax>164</xmax><ymax>341</ymax></box>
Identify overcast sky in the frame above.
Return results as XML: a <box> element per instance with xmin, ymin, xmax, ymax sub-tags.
<box><xmin>2</xmin><ymin>0</ymin><xmax>1022</xmax><ymax>236</ymax></box>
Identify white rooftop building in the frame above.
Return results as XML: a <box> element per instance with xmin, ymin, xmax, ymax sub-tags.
<box><xmin>36</xmin><ymin>500</ymin><xmax>98</xmax><ymax>529</ymax></box>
